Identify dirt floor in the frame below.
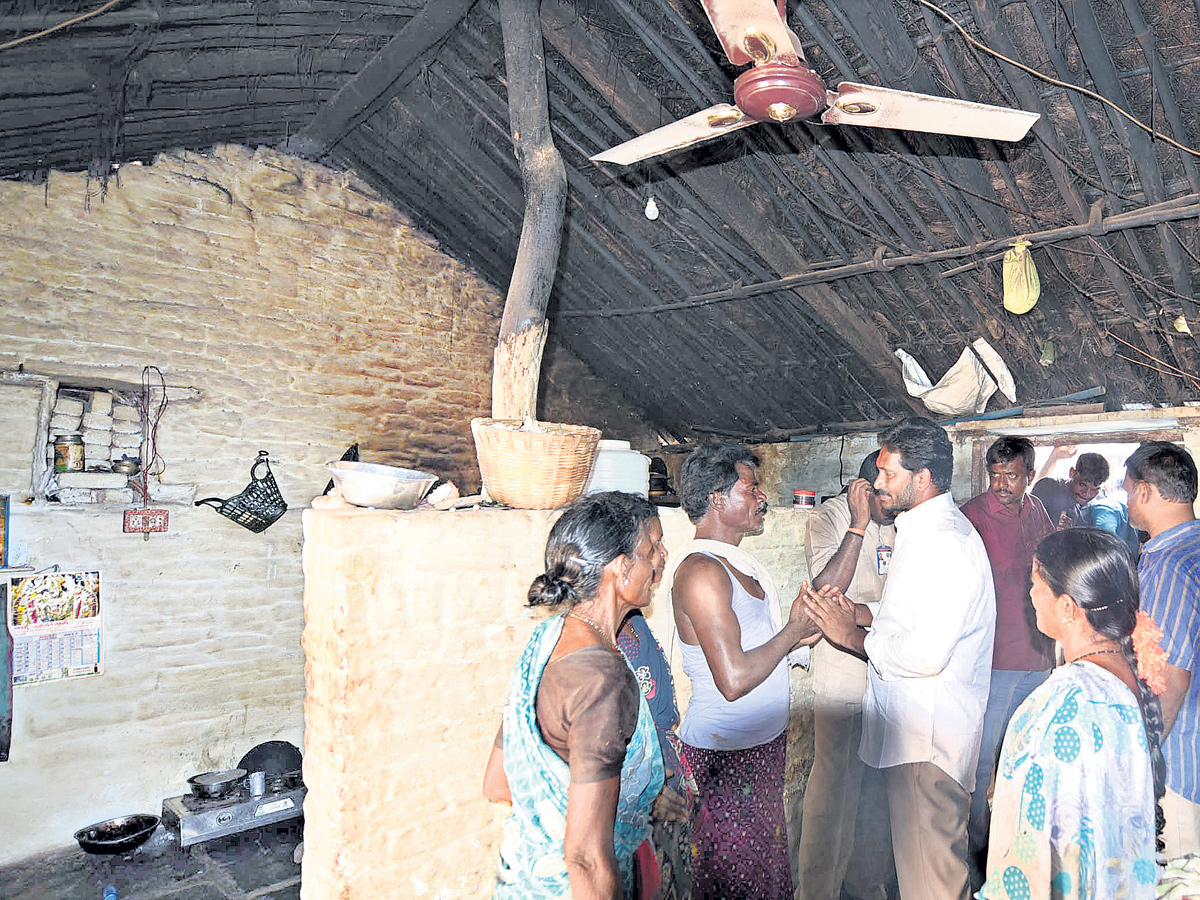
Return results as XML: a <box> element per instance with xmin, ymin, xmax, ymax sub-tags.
<box><xmin>0</xmin><ymin>820</ymin><xmax>302</xmax><ymax>900</ymax></box>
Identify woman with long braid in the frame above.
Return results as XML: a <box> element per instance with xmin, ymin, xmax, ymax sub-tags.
<box><xmin>979</xmin><ymin>528</ymin><xmax>1167</xmax><ymax>900</ymax></box>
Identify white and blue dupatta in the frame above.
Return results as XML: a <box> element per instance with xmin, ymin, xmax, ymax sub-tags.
<box><xmin>494</xmin><ymin>614</ymin><xmax>664</xmax><ymax>899</ymax></box>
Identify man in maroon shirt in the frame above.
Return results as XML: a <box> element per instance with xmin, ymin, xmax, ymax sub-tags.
<box><xmin>960</xmin><ymin>436</ymin><xmax>1055</xmax><ymax>892</ymax></box>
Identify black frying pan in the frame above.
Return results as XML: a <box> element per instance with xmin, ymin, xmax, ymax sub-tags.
<box><xmin>238</xmin><ymin>740</ymin><xmax>302</xmax><ymax>777</ymax></box>
<box><xmin>75</xmin><ymin>814</ymin><xmax>160</xmax><ymax>854</ymax></box>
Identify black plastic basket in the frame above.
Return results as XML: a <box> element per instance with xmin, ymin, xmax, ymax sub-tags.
<box><xmin>194</xmin><ymin>450</ymin><xmax>287</xmax><ymax>533</ymax></box>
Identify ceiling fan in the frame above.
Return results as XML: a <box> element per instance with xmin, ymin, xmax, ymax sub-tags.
<box><xmin>589</xmin><ymin>0</ymin><xmax>1040</xmax><ymax>166</ymax></box>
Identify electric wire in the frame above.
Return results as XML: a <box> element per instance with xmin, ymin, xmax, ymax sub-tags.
<box><xmin>0</xmin><ymin>0</ymin><xmax>128</xmax><ymax>52</ymax></box>
<box><xmin>135</xmin><ymin>365</ymin><xmax>168</xmax><ymax>508</ymax></box>
<box><xmin>911</xmin><ymin>0</ymin><xmax>1200</xmax><ymax>159</ymax></box>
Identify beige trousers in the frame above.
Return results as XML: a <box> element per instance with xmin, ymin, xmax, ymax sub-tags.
<box><xmin>1162</xmin><ymin>786</ymin><xmax>1200</xmax><ymax>861</ymax></box>
<box><xmin>798</xmin><ymin>698</ymin><xmax>894</xmax><ymax>900</ymax></box>
<box><xmin>885</xmin><ymin>761</ymin><xmax>971</xmax><ymax>900</ymax></box>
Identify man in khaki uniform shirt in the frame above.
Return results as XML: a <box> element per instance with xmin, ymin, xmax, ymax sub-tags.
<box><xmin>798</xmin><ymin>451</ymin><xmax>897</xmax><ymax>900</ymax></box>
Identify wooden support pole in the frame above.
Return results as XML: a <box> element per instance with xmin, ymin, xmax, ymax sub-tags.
<box><xmin>492</xmin><ymin>0</ymin><xmax>566</xmax><ymax>420</ymax></box>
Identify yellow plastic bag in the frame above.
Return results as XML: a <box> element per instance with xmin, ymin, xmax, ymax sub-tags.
<box><xmin>1003</xmin><ymin>238</ymin><xmax>1040</xmax><ymax>314</ymax></box>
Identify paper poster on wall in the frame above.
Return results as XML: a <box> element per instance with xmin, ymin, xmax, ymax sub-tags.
<box><xmin>5</xmin><ymin>570</ymin><xmax>102</xmax><ymax>685</ymax></box>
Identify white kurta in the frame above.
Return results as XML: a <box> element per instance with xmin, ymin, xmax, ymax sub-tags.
<box><xmin>860</xmin><ymin>491</ymin><xmax>996</xmax><ymax>791</ymax></box>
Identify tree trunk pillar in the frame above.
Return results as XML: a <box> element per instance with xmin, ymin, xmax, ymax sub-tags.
<box><xmin>492</xmin><ymin>0</ymin><xmax>567</xmax><ymax>420</ymax></box>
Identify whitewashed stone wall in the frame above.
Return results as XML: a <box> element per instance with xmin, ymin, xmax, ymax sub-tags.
<box><xmin>754</xmin><ymin>407</ymin><xmax>1200</xmax><ymax>508</ymax></box>
<box><xmin>0</xmin><ymin>145</ymin><xmax>510</xmax><ymax>864</ymax></box>
<box><xmin>0</xmin><ymin>503</ymin><xmax>305</xmax><ymax>863</ymax></box>
<box><xmin>0</xmin><ymin>144</ymin><xmax>505</xmax><ymax>494</ymax></box>
<box><xmin>0</xmin><ymin>143</ymin><xmax>659</xmax><ymax>865</ymax></box>
<box><xmin>300</xmin><ymin>504</ymin><xmax>814</xmax><ymax>900</ymax></box>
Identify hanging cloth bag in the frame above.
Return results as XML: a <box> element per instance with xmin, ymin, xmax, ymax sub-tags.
<box><xmin>194</xmin><ymin>450</ymin><xmax>287</xmax><ymax>533</ymax></box>
<box><xmin>1003</xmin><ymin>238</ymin><xmax>1040</xmax><ymax>314</ymax></box>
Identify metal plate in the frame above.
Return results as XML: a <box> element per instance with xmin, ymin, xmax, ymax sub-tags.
<box><xmin>237</xmin><ymin>741</ymin><xmax>303</xmax><ymax>777</ymax></box>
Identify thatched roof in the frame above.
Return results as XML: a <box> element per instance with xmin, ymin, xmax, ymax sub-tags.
<box><xmin>4</xmin><ymin>0</ymin><xmax>1199</xmax><ymax>439</ymax></box>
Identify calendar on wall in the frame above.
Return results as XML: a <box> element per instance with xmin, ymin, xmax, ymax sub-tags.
<box><xmin>6</xmin><ymin>570</ymin><xmax>102</xmax><ymax>685</ymax></box>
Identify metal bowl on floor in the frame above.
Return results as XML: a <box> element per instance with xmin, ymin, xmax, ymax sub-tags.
<box><xmin>74</xmin><ymin>814</ymin><xmax>160</xmax><ymax>854</ymax></box>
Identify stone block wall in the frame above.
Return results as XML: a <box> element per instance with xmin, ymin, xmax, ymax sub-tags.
<box><xmin>0</xmin><ymin>503</ymin><xmax>306</xmax><ymax>863</ymax></box>
<box><xmin>0</xmin><ymin>146</ymin><xmax>494</xmax><ymax>863</ymax></box>
<box><xmin>0</xmin><ymin>144</ymin><xmax>505</xmax><ymax>495</ymax></box>
<box><xmin>753</xmin><ymin>407</ymin><xmax>1200</xmax><ymax>510</ymax></box>
<box><xmin>0</xmin><ymin>142</ymin><xmax>661</xmax><ymax>864</ymax></box>
<box><xmin>300</xmin><ymin>503</ymin><xmax>814</xmax><ymax>899</ymax></box>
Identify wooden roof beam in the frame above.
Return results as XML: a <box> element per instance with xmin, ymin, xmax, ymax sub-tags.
<box><xmin>281</xmin><ymin>0</ymin><xmax>475</xmax><ymax>159</ymax></box>
<box><xmin>662</xmin><ymin>195</ymin><xmax>1200</xmax><ymax>303</ymax></box>
<box><xmin>962</xmin><ymin>0</ymin><xmax>1181</xmax><ymax>403</ymax></box>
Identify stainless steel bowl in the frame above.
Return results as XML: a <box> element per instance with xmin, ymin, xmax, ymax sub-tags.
<box><xmin>187</xmin><ymin>767</ymin><xmax>247</xmax><ymax>799</ymax></box>
<box><xmin>325</xmin><ymin>461</ymin><xmax>437</xmax><ymax>510</ymax></box>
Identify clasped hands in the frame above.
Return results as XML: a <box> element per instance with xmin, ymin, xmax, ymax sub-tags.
<box><xmin>792</xmin><ymin>581</ymin><xmax>860</xmax><ymax>652</ymax></box>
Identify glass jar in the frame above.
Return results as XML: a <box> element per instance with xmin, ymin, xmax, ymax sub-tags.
<box><xmin>53</xmin><ymin>434</ymin><xmax>85</xmax><ymax>473</ymax></box>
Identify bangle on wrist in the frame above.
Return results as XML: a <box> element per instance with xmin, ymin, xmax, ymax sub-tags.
<box><xmin>847</xmin><ymin>526</ymin><xmax>866</xmax><ymax>537</ymax></box>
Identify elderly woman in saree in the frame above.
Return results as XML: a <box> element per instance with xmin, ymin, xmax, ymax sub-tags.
<box><xmin>980</xmin><ymin>528</ymin><xmax>1167</xmax><ymax>900</ymax></box>
<box><xmin>483</xmin><ymin>491</ymin><xmax>670</xmax><ymax>899</ymax></box>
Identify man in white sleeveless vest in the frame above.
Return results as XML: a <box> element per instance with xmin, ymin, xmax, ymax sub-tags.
<box><xmin>671</xmin><ymin>444</ymin><xmax>818</xmax><ymax>900</ymax></box>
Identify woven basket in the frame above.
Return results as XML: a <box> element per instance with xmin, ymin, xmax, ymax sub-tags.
<box><xmin>471</xmin><ymin>418</ymin><xmax>601</xmax><ymax>509</ymax></box>
<box><xmin>194</xmin><ymin>450</ymin><xmax>288</xmax><ymax>533</ymax></box>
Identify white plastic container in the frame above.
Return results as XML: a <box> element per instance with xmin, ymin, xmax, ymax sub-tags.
<box><xmin>583</xmin><ymin>440</ymin><xmax>650</xmax><ymax>497</ymax></box>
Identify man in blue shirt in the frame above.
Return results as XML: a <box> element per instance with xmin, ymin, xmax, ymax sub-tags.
<box><xmin>1125</xmin><ymin>441</ymin><xmax>1200</xmax><ymax>859</ymax></box>
<box><xmin>1086</xmin><ymin>491</ymin><xmax>1141</xmax><ymax>555</ymax></box>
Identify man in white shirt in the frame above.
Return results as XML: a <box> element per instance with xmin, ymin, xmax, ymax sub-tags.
<box><xmin>798</xmin><ymin>450</ymin><xmax>896</xmax><ymax>900</ymax></box>
<box><xmin>805</xmin><ymin>417</ymin><xmax>995</xmax><ymax>900</ymax></box>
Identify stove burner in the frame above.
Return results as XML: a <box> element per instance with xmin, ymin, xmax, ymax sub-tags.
<box><xmin>162</xmin><ymin>770</ymin><xmax>306</xmax><ymax>846</ymax></box>
<box><xmin>266</xmin><ymin>771</ymin><xmax>301</xmax><ymax>793</ymax></box>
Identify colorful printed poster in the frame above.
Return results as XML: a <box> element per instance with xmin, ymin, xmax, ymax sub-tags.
<box><xmin>6</xmin><ymin>570</ymin><xmax>102</xmax><ymax>684</ymax></box>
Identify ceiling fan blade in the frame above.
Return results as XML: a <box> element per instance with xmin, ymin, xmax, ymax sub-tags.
<box><xmin>698</xmin><ymin>0</ymin><xmax>801</xmax><ymax>67</ymax></box>
<box><xmin>589</xmin><ymin>104</ymin><xmax>757</xmax><ymax>166</ymax></box>
<box><xmin>821</xmin><ymin>82</ymin><xmax>1040</xmax><ymax>142</ymax></box>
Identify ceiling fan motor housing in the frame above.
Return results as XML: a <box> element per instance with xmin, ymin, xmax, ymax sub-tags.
<box><xmin>733</xmin><ymin>63</ymin><xmax>827</xmax><ymax>122</ymax></box>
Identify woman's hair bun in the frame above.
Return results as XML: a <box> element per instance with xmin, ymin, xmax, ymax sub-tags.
<box><xmin>526</xmin><ymin>495</ymin><xmax>658</xmax><ymax>608</ymax></box>
<box><xmin>526</xmin><ymin>555</ymin><xmax>582</xmax><ymax>607</ymax></box>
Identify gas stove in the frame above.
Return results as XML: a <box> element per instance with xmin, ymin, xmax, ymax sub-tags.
<box><xmin>162</xmin><ymin>771</ymin><xmax>306</xmax><ymax>847</ymax></box>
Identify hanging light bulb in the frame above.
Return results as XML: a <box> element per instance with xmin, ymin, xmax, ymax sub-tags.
<box><xmin>644</xmin><ymin>195</ymin><xmax>659</xmax><ymax>220</ymax></box>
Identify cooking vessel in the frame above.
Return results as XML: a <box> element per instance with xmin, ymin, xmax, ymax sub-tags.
<box><xmin>325</xmin><ymin>461</ymin><xmax>437</xmax><ymax>510</ymax></box>
<box><xmin>74</xmin><ymin>814</ymin><xmax>160</xmax><ymax>854</ymax></box>
<box><xmin>187</xmin><ymin>767</ymin><xmax>247</xmax><ymax>799</ymax></box>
